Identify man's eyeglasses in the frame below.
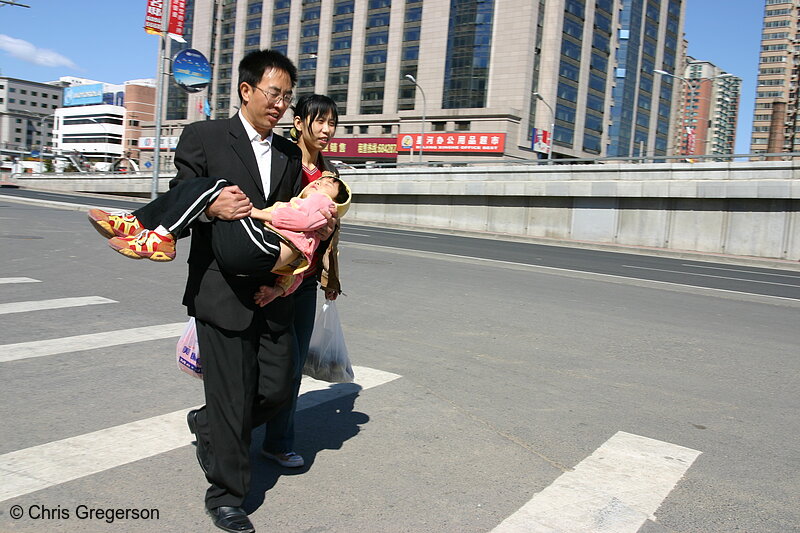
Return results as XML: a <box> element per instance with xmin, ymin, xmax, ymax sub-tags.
<box><xmin>253</xmin><ymin>85</ymin><xmax>294</xmax><ymax>106</ymax></box>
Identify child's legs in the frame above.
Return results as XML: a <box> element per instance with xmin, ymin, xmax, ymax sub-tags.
<box><xmin>273</xmin><ymin>243</ymin><xmax>300</xmax><ymax>271</ymax></box>
<box><xmin>211</xmin><ymin>217</ymin><xmax>284</xmax><ymax>276</ymax></box>
<box><xmin>133</xmin><ymin>177</ymin><xmax>228</xmax><ymax>236</ymax></box>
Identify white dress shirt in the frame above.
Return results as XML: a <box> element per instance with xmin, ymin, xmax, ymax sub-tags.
<box><xmin>238</xmin><ymin>111</ymin><xmax>273</xmax><ymax>197</ymax></box>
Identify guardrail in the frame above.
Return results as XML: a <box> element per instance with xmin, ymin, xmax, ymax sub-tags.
<box><xmin>7</xmin><ymin>159</ymin><xmax>800</xmax><ymax>262</ymax></box>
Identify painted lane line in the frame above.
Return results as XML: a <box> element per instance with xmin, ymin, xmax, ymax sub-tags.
<box><xmin>0</xmin><ymin>365</ymin><xmax>400</xmax><ymax>503</ymax></box>
<box><xmin>349</xmin><ymin>242</ymin><xmax>800</xmax><ymax>303</ymax></box>
<box><xmin>490</xmin><ymin>431</ymin><xmax>701</xmax><ymax>533</ymax></box>
<box><xmin>0</xmin><ymin>296</ymin><xmax>117</xmax><ymax>316</ymax></box>
<box><xmin>0</xmin><ymin>322</ymin><xmax>186</xmax><ymax>363</ymax></box>
<box><xmin>680</xmin><ymin>263</ymin><xmax>800</xmax><ymax>279</ymax></box>
<box><xmin>0</xmin><ymin>277</ymin><xmax>41</xmax><ymax>285</ymax></box>
<box><xmin>347</xmin><ymin>226</ymin><xmax>439</xmax><ymax>239</ymax></box>
<box><xmin>621</xmin><ymin>264</ymin><xmax>800</xmax><ymax>288</ymax></box>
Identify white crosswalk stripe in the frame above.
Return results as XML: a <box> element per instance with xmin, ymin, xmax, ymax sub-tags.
<box><xmin>490</xmin><ymin>431</ymin><xmax>701</xmax><ymax>533</ymax></box>
<box><xmin>0</xmin><ymin>322</ymin><xmax>186</xmax><ymax>363</ymax></box>
<box><xmin>0</xmin><ymin>366</ymin><xmax>400</xmax><ymax>503</ymax></box>
<box><xmin>0</xmin><ymin>296</ymin><xmax>116</xmax><ymax>316</ymax></box>
<box><xmin>0</xmin><ymin>277</ymin><xmax>41</xmax><ymax>284</ymax></box>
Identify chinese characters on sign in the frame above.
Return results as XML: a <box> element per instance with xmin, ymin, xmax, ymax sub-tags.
<box><xmin>168</xmin><ymin>0</ymin><xmax>187</xmax><ymax>36</ymax></box>
<box><xmin>321</xmin><ymin>137</ymin><xmax>398</xmax><ymax>159</ymax></box>
<box><xmin>396</xmin><ymin>133</ymin><xmax>506</xmax><ymax>153</ymax></box>
<box><xmin>144</xmin><ymin>0</ymin><xmax>186</xmax><ymax>37</ymax></box>
<box><xmin>144</xmin><ymin>0</ymin><xmax>164</xmax><ymax>34</ymax></box>
<box><xmin>138</xmin><ymin>136</ymin><xmax>180</xmax><ymax>150</ymax></box>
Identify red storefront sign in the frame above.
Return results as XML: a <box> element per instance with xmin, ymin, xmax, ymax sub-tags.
<box><xmin>321</xmin><ymin>137</ymin><xmax>397</xmax><ymax>159</ymax></box>
<box><xmin>396</xmin><ymin>133</ymin><xmax>505</xmax><ymax>153</ymax></box>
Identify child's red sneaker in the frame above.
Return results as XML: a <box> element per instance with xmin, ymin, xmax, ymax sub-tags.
<box><xmin>108</xmin><ymin>230</ymin><xmax>176</xmax><ymax>262</ymax></box>
<box><xmin>88</xmin><ymin>209</ymin><xmax>145</xmax><ymax>239</ymax></box>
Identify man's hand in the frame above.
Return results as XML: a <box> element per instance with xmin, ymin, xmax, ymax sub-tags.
<box><xmin>315</xmin><ymin>205</ymin><xmax>338</xmax><ymax>240</ymax></box>
<box><xmin>205</xmin><ymin>185</ymin><xmax>252</xmax><ymax>220</ymax></box>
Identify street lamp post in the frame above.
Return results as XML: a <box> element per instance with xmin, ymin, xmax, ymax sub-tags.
<box><xmin>404</xmin><ymin>74</ymin><xmax>426</xmax><ymax>164</ymax></box>
<box><xmin>36</xmin><ymin>114</ymin><xmax>54</xmax><ymax>171</ymax></box>
<box><xmin>532</xmin><ymin>92</ymin><xmax>555</xmax><ymax>162</ymax></box>
<box><xmin>653</xmin><ymin>69</ymin><xmax>733</xmax><ymax>157</ymax></box>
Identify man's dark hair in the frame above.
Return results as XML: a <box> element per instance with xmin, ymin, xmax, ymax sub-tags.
<box><xmin>237</xmin><ymin>49</ymin><xmax>298</xmax><ymax>101</ymax></box>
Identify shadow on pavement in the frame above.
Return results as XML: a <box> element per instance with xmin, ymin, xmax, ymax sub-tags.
<box><xmin>243</xmin><ymin>383</ymin><xmax>369</xmax><ymax>513</ymax></box>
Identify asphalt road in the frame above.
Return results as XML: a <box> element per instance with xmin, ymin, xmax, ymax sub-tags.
<box><xmin>0</xmin><ymin>192</ymin><xmax>798</xmax><ymax>532</ymax></box>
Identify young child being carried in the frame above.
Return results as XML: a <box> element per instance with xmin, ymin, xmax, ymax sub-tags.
<box><xmin>88</xmin><ymin>171</ymin><xmax>350</xmax><ymax>305</ymax></box>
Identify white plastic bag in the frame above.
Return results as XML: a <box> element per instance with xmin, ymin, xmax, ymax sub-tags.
<box><xmin>304</xmin><ymin>299</ymin><xmax>354</xmax><ymax>383</ymax></box>
<box><xmin>176</xmin><ymin>317</ymin><xmax>203</xmax><ymax>380</ymax></box>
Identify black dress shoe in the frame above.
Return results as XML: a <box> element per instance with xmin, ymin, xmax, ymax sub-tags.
<box><xmin>186</xmin><ymin>409</ymin><xmax>210</xmax><ymax>475</ymax></box>
<box><xmin>207</xmin><ymin>506</ymin><xmax>255</xmax><ymax>533</ymax></box>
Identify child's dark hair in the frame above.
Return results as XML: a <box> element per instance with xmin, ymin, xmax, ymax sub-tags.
<box><xmin>321</xmin><ymin>170</ymin><xmax>350</xmax><ymax>204</ymax></box>
<box><xmin>290</xmin><ymin>94</ymin><xmax>339</xmax><ymax>141</ymax></box>
<box><xmin>237</xmin><ymin>49</ymin><xmax>298</xmax><ymax>101</ymax></box>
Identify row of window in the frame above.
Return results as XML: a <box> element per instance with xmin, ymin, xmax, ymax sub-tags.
<box><xmin>0</xmin><ymin>86</ymin><xmax>59</xmax><ymax>99</ymax></box>
<box><xmin>2</xmin><ymin>98</ymin><xmax>58</xmax><ymax>109</ymax></box>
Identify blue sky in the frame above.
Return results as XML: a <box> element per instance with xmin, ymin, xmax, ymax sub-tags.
<box><xmin>0</xmin><ymin>0</ymin><xmax>764</xmax><ymax>154</ymax></box>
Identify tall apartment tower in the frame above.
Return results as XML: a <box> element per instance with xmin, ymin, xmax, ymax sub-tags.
<box><xmin>153</xmin><ymin>0</ymin><xmax>685</xmax><ymax>165</ymax></box>
<box><xmin>751</xmin><ymin>0</ymin><xmax>799</xmax><ymax>156</ymax></box>
<box><xmin>666</xmin><ymin>59</ymin><xmax>740</xmax><ymax>157</ymax></box>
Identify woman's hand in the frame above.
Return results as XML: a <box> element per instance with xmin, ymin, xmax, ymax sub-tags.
<box><xmin>324</xmin><ymin>289</ymin><xmax>338</xmax><ymax>301</ymax></box>
<box><xmin>315</xmin><ymin>207</ymin><xmax>338</xmax><ymax>239</ymax></box>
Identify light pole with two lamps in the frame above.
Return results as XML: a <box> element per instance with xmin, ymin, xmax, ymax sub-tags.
<box><xmin>404</xmin><ymin>74</ymin><xmax>426</xmax><ymax>164</ymax></box>
<box><xmin>532</xmin><ymin>92</ymin><xmax>555</xmax><ymax>162</ymax></box>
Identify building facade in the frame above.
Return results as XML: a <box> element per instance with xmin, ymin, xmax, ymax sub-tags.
<box><xmin>750</xmin><ymin>0</ymin><xmax>799</xmax><ymax>156</ymax></box>
<box><xmin>147</xmin><ymin>0</ymin><xmax>688</xmax><ymax>167</ymax></box>
<box><xmin>52</xmin><ymin>79</ymin><xmax>155</xmax><ymax>171</ymax></box>
<box><xmin>0</xmin><ymin>77</ymin><xmax>63</xmax><ymax>160</ymax></box>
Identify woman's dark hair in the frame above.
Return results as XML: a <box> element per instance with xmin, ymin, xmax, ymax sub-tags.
<box><xmin>237</xmin><ymin>49</ymin><xmax>298</xmax><ymax>101</ymax></box>
<box><xmin>290</xmin><ymin>94</ymin><xmax>339</xmax><ymax>141</ymax></box>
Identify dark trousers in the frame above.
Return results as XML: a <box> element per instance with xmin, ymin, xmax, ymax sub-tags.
<box><xmin>193</xmin><ymin>315</ymin><xmax>295</xmax><ymax>508</ymax></box>
<box><xmin>262</xmin><ymin>276</ymin><xmax>318</xmax><ymax>453</ymax></box>
<box><xmin>134</xmin><ymin>176</ymin><xmax>227</xmax><ymax>237</ymax></box>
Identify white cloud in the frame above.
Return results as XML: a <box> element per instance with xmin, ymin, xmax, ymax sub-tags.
<box><xmin>0</xmin><ymin>34</ymin><xmax>78</xmax><ymax>69</ymax></box>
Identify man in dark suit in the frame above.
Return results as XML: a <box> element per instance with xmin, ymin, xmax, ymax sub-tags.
<box><xmin>135</xmin><ymin>50</ymin><xmax>330</xmax><ymax>533</ymax></box>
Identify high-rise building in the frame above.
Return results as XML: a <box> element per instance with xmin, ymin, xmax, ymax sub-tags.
<box><xmin>751</xmin><ymin>0</ymin><xmax>798</xmax><ymax>156</ymax></box>
<box><xmin>657</xmin><ymin>58</ymin><xmax>740</xmax><ymax>157</ymax></box>
<box><xmin>152</xmin><ymin>0</ymin><xmax>687</xmax><ymax>166</ymax></box>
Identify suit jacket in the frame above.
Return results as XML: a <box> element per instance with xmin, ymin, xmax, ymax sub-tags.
<box><xmin>170</xmin><ymin>116</ymin><xmax>303</xmax><ymax>331</ymax></box>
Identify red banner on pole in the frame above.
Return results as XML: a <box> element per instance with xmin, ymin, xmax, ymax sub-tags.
<box><xmin>144</xmin><ymin>0</ymin><xmax>164</xmax><ymax>35</ymax></box>
<box><xmin>168</xmin><ymin>0</ymin><xmax>187</xmax><ymax>36</ymax></box>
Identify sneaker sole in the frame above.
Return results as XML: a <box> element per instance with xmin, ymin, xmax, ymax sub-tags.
<box><xmin>261</xmin><ymin>451</ymin><xmax>304</xmax><ymax>468</ymax></box>
<box><xmin>108</xmin><ymin>242</ymin><xmax>175</xmax><ymax>262</ymax></box>
<box><xmin>88</xmin><ymin>216</ymin><xmax>115</xmax><ymax>239</ymax></box>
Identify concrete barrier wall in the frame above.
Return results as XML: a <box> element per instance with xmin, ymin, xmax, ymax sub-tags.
<box><xmin>11</xmin><ymin>161</ymin><xmax>800</xmax><ymax>260</ymax></box>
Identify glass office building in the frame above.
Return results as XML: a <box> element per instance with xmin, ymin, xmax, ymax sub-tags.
<box><xmin>153</xmin><ymin>0</ymin><xmax>689</xmax><ymax>164</ymax></box>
